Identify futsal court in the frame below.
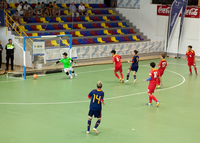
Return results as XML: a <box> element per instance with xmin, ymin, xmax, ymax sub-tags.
<box><xmin>0</xmin><ymin>58</ymin><xmax>199</xmax><ymax>143</ymax></box>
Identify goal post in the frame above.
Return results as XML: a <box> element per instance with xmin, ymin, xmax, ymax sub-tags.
<box><xmin>22</xmin><ymin>34</ymin><xmax>73</xmax><ymax>79</ymax></box>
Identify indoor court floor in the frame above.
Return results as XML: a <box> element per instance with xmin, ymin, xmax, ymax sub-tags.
<box><xmin>0</xmin><ymin>58</ymin><xmax>199</xmax><ymax>143</ymax></box>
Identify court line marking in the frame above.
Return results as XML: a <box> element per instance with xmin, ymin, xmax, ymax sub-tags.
<box><xmin>0</xmin><ymin>69</ymin><xmax>185</xmax><ymax>105</ymax></box>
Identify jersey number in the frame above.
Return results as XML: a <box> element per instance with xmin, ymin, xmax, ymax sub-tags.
<box><xmin>162</xmin><ymin>62</ymin><xmax>167</xmax><ymax>68</ymax></box>
<box><xmin>154</xmin><ymin>71</ymin><xmax>158</xmax><ymax>78</ymax></box>
<box><xmin>93</xmin><ymin>94</ymin><xmax>101</xmax><ymax>104</ymax></box>
<box><xmin>116</xmin><ymin>57</ymin><xmax>119</xmax><ymax>62</ymax></box>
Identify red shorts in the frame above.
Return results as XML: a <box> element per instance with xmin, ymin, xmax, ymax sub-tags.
<box><xmin>188</xmin><ymin>61</ymin><xmax>196</xmax><ymax>67</ymax></box>
<box><xmin>114</xmin><ymin>65</ymin><xmax>122</xmax><ymax>73</ymax></box>
<box><xmin>148</xmin><ymin>82</ymin><xmax>156</xmax><ymax>93</ymax></box>
<box><xmin>158</xmin><ymin>69</ymin><xmax>164</xmax><ymax>77</ymax></box>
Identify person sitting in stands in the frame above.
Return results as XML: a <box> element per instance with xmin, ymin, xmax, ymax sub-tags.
<box><xmin>41</xmin><ymin>2</ymin><xmax>49</xmax><ymax>16</ymax></box>
<box><xmin>23</xmin><ymin>1</ymin><xmax>33</xmax><ymax>20</ymax></box>
<box><xmin>34</xmin><ymin>2</ymin><xmax>42</xmax><ymax>16</ymax></box>
<box><xmin>17</xmin><ymin>1</ymin><xmax>27</xmax><ymax>17</ymax></box>
<box><xmin>69</xmin><ymin>2</ymin><xmax>79</xmax><ymax>17</ymax></box>
<box><xmin>46</xmin><ymin>2</ymin><xmax>54</xmax><ymax>17</ymax></box>
<box><xmin>12</xmin><ymin>10</ymin><xmax>21</xmax><ymax>25</ymax></box>
<box><xmin>52</xmin><ymin>1</ymin><xmax>60</xmax><ymax>17</ymax></box>
<box><xmin>1</xmin><ymin>0</ymin><xmax>8</xmax><ymax>9</ymax></box>
<box><xmin>78</xmin><ymin>2</ymin><xmax>88</xmax><ymax>16</ymax></box>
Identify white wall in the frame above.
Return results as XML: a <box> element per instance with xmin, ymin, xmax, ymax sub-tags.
<box><xmin>117</xmin><ymin>0</ymin><xmax>200</xmax><ymax>56</ymax></box>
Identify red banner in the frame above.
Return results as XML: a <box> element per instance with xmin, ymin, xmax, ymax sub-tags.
<box><xmin>157</xmin><ymin>5</ymin><xmax>200</xmax><ymax>18</ymax></box>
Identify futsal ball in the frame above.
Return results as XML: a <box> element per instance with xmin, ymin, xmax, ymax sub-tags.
<box><xmin>33</xmin><ymin>74</ymin><xmax>38</xmax><ymax>79</ymax></box>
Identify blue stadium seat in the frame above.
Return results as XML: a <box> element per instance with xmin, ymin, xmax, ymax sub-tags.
<box><xmin>92</xmin><ymin>38</ymin><xmax>100</xmax><ymax>43</ymax></box>
<box><xmin>25</xmin><ymin>25</ymin><xmax>32</xmax><ymax>31</ymax></box>
<box><xmin>85</xmin><ymin>31</ymin><xmax>92</xmax><ymax>36</ymax></box>
<box><xmin>78</xmin><ymin>39</ymin><xmax>85</xmax><ymax>44</ymax></box>
<box><xmin>43</xmin><ymin>33</ymin><xmax>49</xmax><ymax>35</ymax></box>
<box><xmin>61</xmin><ymin>17</ymin><xmax>67</xmax><ymax>22</ymax></box>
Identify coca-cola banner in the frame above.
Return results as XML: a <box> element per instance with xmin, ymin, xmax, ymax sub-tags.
<box><xmin>157</xmin><ymin>5</ymin><xmax>200</xmax><ymax>18</ymax></box>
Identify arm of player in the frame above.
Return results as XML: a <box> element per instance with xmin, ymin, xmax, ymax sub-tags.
<box><xmin>143</xmin><ymin>76</ymin><xmax>152</xmax><ymax>82</ymax></box>
<box><xmin>101</xmin><ymin>94</ymin><xmax>105</xmax><ymax>105</ymax></box>
<box><xmin>87</xmin><ymin>91</ymin><xmax>93</xmax><ymax>99</ymax></box>
<box><xmin>54</xmin><ymin>61</ymin><xmax>60</xmax><ymax>65</ymax></box>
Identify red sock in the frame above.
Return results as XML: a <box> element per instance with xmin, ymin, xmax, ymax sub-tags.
<box><xmin>120</xmin><ymin>72</ymin><xmax>124</xmax><ymax>79</ymax></box>
<box><xmin>149</xmin><ymin>95</ymin><xmax>152</xmax><ymax>103</ymax></box>
<box><xmin>189</xmin><ymin>67</ymin><xmax>192</xmax><ymax>74</ymax></box>
<box><xmin>194</xmin><ymin>67</ymin><xmax>197</xmax><ymax>74</ymax></box>
<box><xmin>157</xmin><ymin>78</ymin><xmax>160</xmax><ymax>86</ymax></box>
<box><xmin>150</xmin><ymin>94</ymin><xmax>158</xmax><ymax>102</ymax></box>
<box><xmin>114</xmin><ymin>73</ymin><xmax>120</xmax><ymax>79</ymax></box>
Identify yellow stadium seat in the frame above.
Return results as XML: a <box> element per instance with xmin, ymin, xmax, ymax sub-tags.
<box><xmin>40</xmin><ymin>17</ymin><xmax>48</xmax><ymax>23</ymax></box>
<box><xmin>20</xmin><ymin>25</ymin><xmax>28</xmax><ymax>31</ymax></box>
<box><xmin>32</xmin><ymin>33</ymin><xmax>38</xmax><ymax>36</ymax></box>
<box><xmin>103</xmin><ymin>30</ymin><xmax>111</xmax><ymax>35</ymax></box>
<box><xmin>21</xmin><ymin>18</ymin><xmax>26</xmax><ymax>24</ymax></box>
<box><xmin>118</xmin><ymin>22</ymin><xmax>126</xmax><ymax>27</ymax></box>
<box><xmin>75</xmin><ymin>31</ymin><xmax>83</xmax><ymax>37</ymax></box>
<box><xmin>101</xmin><ymin>23</ymin><xmax>109</xmax><ymax>28</ymax></box>
<box><xmin>51</xmin><ymin>40</ymin><xmax>59</xmax><ymax>46</ymax></box>
<box><xmin>117</xmin><ymin>29</ymin><xmax>124</xmax><ymax>35</ymax></box>
<box><xmin>62</xmin><ymin>40</ymin><xmax>70</xmax><ymax>46</ymax></box>
<box><xmin>36</xmin><ymin>25</ymin><xmax>45</xmax><ymax>31</ymax></box>
<box><xmin>60</xmin><ymin>32</ymin><xmax>65</xmax><ymax>35</ymax></box>
<box><xmin>78</xmin><ymin>24</ymin><xmax>86</xmax><ymax>29</ymax></box>
<box><xmin>56</xmin><ymin>17</ymin><xmax>64</xmax><ymax>22</ymax></box>
<box><xmin>85</xmin><ymin>4</ymin><xmax>92</xmax><ymax>8</ymax></box>
<box><xmin>62</xmin><ymin>4</ymin><xmax>68</xmax><ymax>8</ymax></box>
<box><xmin>111</xmin><ymin>37</ymin><xmax>119</xmax><ymax>42</ymax></box>
<box><xmin>64</xmin><ymin>10</ymin><xmax>71</xmax><ymax>15</ymax></box>
<box><xmin>63</xmin><ymin>24</ymin><xmax>71</xmax><ymax>30</ymax></box>
<box><xmin>103</xmin><ymin>16</ymin><xmax>110</xmax><ymax>21</ymax></box>
<box><xmin>87</xmin><ymin>10</ymin><xmax>94</xmax><ymax>15</ymax></box>
<box><xmin>9</xmin><ymin>3</ymin><xmax>16</xmax><ymax>8</ymax></box>
<box><xmin>97</xmin><ymin>38</ymin><xmax>105</xmax><ymax>43</ymax></box>
<box><xmin>85</xmin><ymin>16</ymin><xmax>92</xmax><ymax>22</ymax></box>
<box><xmin>109</xmin><ymin>10</ymin><xmax>116</xmax><ymax>14</ymax></box>
<box><xmin>132</xmin><ymin>35</ymin><xmax>140</xmax><ymax>41</ymax></box>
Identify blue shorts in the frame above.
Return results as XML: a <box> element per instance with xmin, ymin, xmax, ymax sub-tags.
<box><xmin>88</xmin><ymin>110</ymin><xmax>101</xmax><ymax>118</ymax></box>
<box><xmin>129</xmin><ymin>65</ymin><xmax>138</xmax><ymax>72</ymax></box>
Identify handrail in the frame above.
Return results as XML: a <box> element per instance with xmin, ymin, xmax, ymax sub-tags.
<box><xmin>4</xmin><ymin>10</ymin><xmax>33</xmax><ymax>49</ymax></box>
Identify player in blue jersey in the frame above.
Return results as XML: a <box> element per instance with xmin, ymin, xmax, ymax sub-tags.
<box><xmin>87</xmin><ymin>81</ymin><xmax>105</xmax><ymax>134</ymax></box>
<box><xmin>125</xmin><ymin>50</ymin><xmax>139</xmax><ymax>84</ymax></box>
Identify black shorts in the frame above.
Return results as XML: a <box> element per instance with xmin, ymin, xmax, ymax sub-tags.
<box><xmin>129</xmin><ymin>65</ymin><xmax>138</xmax><ymax>72</ymax></box>
<box><xmin>80</xmin><ymin>11</ymin><xmax>86</xmax><ymax>15</ymax></box>
<box><xmin>88</xmin><ymin>110</ymin><xmax>101</xmax><ymax>118</ymax></box>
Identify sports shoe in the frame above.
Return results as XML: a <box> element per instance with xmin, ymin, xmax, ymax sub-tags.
<box><xmin>73</xmin><ymin>73</ymin><xmax>77</xmax><ymax>77</ymax></box>
<box><xmin>122</xmin><ymin>79</ymin><xmax>124</xmax><ymax>83</ymax></box>
<box><xmin>86</xmin><ymin>131</ymin><xmax>90</xmax><ymax>134</ymax></box>
<box><xmin>156</xmin><ymin>85</ymin><xmax>161</xmax><ymax>89</ymax></box>
<box><xmin>119</xmin><ymin>78</ymin><xmax>122</xmax><ymax>82</ymax></box>
<box><xmin>156</xmin><ymin>100</ymin><xmax>160</xmax><ymax>107</ymax></box>
<box><xmin>196</xmin><ymin>73</ymin><xmax>198</xmax><ymax>76</ymax></box>
<box><xmin>93</xmin><ymin>128</ymin><xmax>98</xmax><ymax>134</ymax></box>
<box><xmin>125</xmin><ymin>80</ymin><xmax>129</xmax><ymax>83</ymax></box>
<box><xmin>70</xmin><ymin>76</ymin><xmax>73</xmax><ymax>79</ymax></box>
<box><xmin>146</xmin><ymin>103</ymin><xmax>152</xmax><ymax>106</ymax></box>
<box><xmin>133</xmin><ymin>79</ymin><xmax>137</xmax><ymax>84</ymax></box>
<box><xmin>189</xmin><ymin>73</ymin><xmax>192</xmax><ymax>76</ymax></box>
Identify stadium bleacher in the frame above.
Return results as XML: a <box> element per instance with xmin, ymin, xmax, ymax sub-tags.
<box><xmin>8</xmin><ymin>2</ymin><xmax>148</xmax><ymax>46</ymax></box>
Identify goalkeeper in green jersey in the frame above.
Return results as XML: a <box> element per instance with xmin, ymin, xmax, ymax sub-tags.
<box><xmin>54</xmin><ymin>52</ymin><xmax>77</xmax><ymax>79</ymax></box>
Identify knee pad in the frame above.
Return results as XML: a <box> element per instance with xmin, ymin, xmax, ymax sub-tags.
<box><xmin>66</xmin><ymin>72</ymin><xmax>69</xmax><ymax>75</ymax></box>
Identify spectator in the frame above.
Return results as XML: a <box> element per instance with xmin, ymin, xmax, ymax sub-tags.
<box><xmin>46</xmin><ymin>2</ymin><xmax>54</xmax><ymax>17</ymax></box>
<box><xmin>112</xmin><ymin>0</ymin><xmax>117</xmax><ymax>8</ymax></box>
<box><xmin>12</xmin><ymin>17</ymin><xmax>20</xmax><ymax>32</ymax></box>
<box><xmin>69</xmin><ymin>2</ymin><xmax>79</xmax><ymax>17</ymax></box>
<box><xmin>52</xmin><ymin>1</ymin><xmax>60</xmax><ymax>17</ymax></box>
<box><xmin>5</xmin><ymin>39</ymin><xmax>15</xmax><ymax>71</ymax></box>
<box><xmin>0</xmin><ymin>40</ymin><xmax>3</xmax><ymax>70</ymax></box>
<box><xmin>23</xmin><ymin>1</ymin><xmax>33</xmax><ymax>20</ymax></box>
<box><xmin>5</xmin><ymin>8</ymin><xmax>12</xmax><ymax>30</ymax></box>
<box><xmin>78</xmin><ymin>2</ymin><xmax>88</xmax><ymax>16</ymax></box>
<box><xmin>1</xmin><ymin>0</ymin><xmax>7</xmax><ymax>9</ymax></box>
<box><xmin>41</xmin><ymin>2</ymin><xmax>49</xmax><ymax>16</ymax></box>
<box><xmin>34</xmin><ymin>2</ymin><xmax>42</xmax><ymax>16</ymax></box>
<box><xmin>12</xmin><ymin>10</ymin><xmax>21</xmax><ymax>25</ymax></box>
<box><xmin>17</xmin><ymin>1</ymin><xmax>26</xmax><ymax>17</ymax></box>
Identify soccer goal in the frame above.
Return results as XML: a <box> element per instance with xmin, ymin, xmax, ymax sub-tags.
<box><xmin>13</xmin><ymin>34</ymin><xmax>76</xmax><ymax>79</ymax></box>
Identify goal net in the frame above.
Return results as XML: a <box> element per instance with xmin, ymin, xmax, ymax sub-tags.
<box><xmin>13</xmin><ymin>34</ymin><xmax>76</xmax><ymax>79</ymax></box>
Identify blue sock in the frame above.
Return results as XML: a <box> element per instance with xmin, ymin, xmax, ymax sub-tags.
<box><xmin>127</xmin><ymin>73</ymin><xmax>130</xmax><ymax>80</ymax></box>
<box><xmin>87</xmin><ymin>120</ymin><xmax>91</xmax><ymax>131</ymax></box>
<box><xmin>94</xmin><ymin>120</ymin><xmax>101</xmax><ymax>129</ymax></box>
<box><xmin>134</xmin><ymin>75</ymin><xmax>136</xmax><ymax>79</ymax></box>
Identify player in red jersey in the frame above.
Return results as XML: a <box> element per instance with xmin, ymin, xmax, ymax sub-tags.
<box><xmin>185</xmin><ymin>45</ymin><xmax>198</xmax><ymax>76</ymax></box>
<box><xmin>157</xmin><ymin>54</ymin><xmax>167</xmax><ymax>88</ymax></box>
<box><xmin>111</xmin><ymin>50</ymin><xmax>124</xmax><ymax>83</ymax></box>
<box><xmin>143</xmin><ymin>62</ymin><xmax>161</xmax><ymax>107</ymax></box>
